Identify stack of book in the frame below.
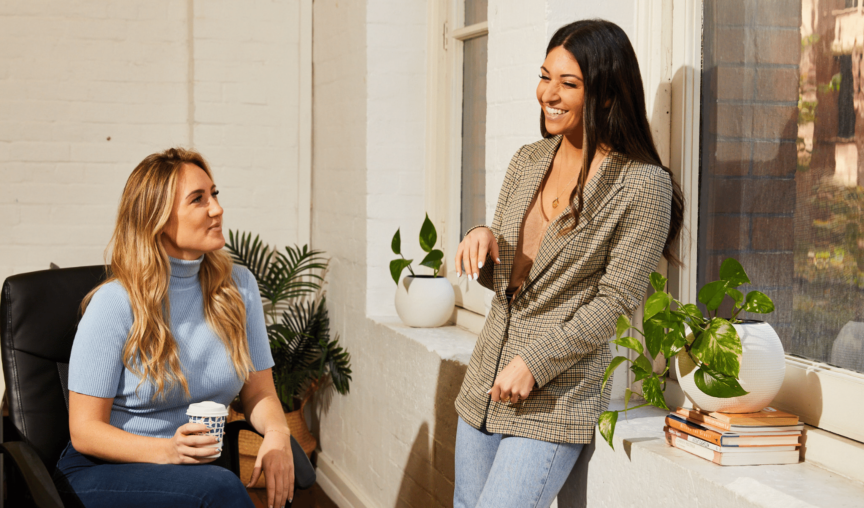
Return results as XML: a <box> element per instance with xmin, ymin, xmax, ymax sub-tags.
<box><xmin>664</xmin><ymin>406</ymin><xmax>803</xmax><ymax>466</ymax></box>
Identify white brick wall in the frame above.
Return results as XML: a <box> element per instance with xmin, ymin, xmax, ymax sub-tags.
<box><xmin>0</xmin><ymin>0</ymin><xmax>308</xmax><ymax>281</ymax></box>
<box><xmin>365</xmin><ymin>0</ymin><xmax>428</xmax><ymax>317</ymax></box>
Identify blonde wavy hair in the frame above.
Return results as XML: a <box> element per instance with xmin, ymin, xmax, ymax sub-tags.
<box><xmin>83</xmin><ymin>148</ymin><xmax>254</xmax><ymax>399</ymax></box>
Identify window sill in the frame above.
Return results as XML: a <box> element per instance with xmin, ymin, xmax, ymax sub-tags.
<box><xmin>367</xmin><ymin>315</ymin><xmax>477</xmax><ymax>365</ymax></box>
<box><xmin>597</xmin><ymin>403</ymin><xmax>864</xmax><ymax>507</ymax></box>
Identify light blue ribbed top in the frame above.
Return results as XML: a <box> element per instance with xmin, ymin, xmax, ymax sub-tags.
<box><xmin>68</xmin><ymin>256</ymin><xmax>274</xmax><ymax>439</ymax></box>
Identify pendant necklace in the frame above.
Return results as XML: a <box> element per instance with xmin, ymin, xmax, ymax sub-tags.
<box><xmin>551</xmin><ymin>162</ymin><xmax>582</xmax><ymax>209</ymax></box>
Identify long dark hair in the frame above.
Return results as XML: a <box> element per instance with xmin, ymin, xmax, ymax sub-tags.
<box><xmin>542</xmin><ymin>19</ymin><xmax>684</xmax><ymax>266</ymax></box>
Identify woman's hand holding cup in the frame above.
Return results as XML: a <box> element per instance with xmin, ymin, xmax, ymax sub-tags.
<box><xmin>162</xmin><ymin>422</ymin><xmax>221</xmax><ymax>464</ymax></box>
<box><xmin>455</xmin><ymin>227</ymin><xmax>500</xmax><ymax>280</ymax></box>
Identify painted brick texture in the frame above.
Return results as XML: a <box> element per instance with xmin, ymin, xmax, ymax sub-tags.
<box><xmin>0</xmin><ymin>0</ymin><xmax>305</xmax><ymax>281</ymax></box>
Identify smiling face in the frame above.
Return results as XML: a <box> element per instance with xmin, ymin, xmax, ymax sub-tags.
<box><xmin>537</xmin><ymin>45</ymin><xmax>586</xmax><ymax>138</ymax></box>
<box><xmin>161</xmin><ymin>163</ymin><xmax>224</xmax><ymax>260</ymax></box>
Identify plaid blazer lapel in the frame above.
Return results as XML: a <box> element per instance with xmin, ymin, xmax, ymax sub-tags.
<box><xmin>494</xmin><ymin>136</ymin><xmax>562</xmax><ymax>301</ymax></box>
<box><xmin>516</xmin><ymin>152</ymin><xmax>628</xmax><ymax>302</ymax></box>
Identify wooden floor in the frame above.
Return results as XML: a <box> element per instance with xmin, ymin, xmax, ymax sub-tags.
<box><xmin>247</xmin><ymin>484</ymin><xmax>338</xmax><ymax>508</ymax></box>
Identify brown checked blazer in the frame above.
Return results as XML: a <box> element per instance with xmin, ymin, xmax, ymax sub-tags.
<box><xmin>454</xmin><ymin>135</ymin><xmax>673</xmax><ymax>444</ymax></box>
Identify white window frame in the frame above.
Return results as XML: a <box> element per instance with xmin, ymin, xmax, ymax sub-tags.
<box><xmin>649</xmin><ymin>0</ymin><xmax>864</xmax><ymax>449</ymax></box>
<box><xmin>425</xmin><ymin>0</ymin><xmax>491</xmax><ymax>334</ymax></box>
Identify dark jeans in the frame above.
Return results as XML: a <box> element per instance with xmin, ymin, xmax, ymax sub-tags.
<box><xmin>53</xmin><ymin>441</ymin><xmax>255</xmax><ymax>508</ymax></box>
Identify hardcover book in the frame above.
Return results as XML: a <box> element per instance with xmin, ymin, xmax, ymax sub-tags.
<box><xmin>674</xmin><ymin>407</ymin><xmax>800</xmax><ymax>431</ymax></box>
<box><xmin>665</xmin><ymin>433</ymin><xmax>800</xmax><ymax>466</ymax></box>
<box><xmin>665</xmin><ymin>415</ymin><xmax>802</xmax><ymax>446</ymax></box>
<box><xmin>664</xmin><ymin>427</ymin><xmax>799</xmax><ymax>453</ymax></box>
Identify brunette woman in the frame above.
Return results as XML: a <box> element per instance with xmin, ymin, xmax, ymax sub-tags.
<box><xmin>452</xmin><ymin>19</ymin><xmax>684</xmax><ymax>507</ymax></box>
<box><xmin>55</xmin><ymin>148</ymin><xmax>295</xmax><ymax>508</ymax></box>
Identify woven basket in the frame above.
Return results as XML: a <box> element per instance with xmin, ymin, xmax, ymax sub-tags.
<box><xmin>228</xmin><ymin>401</ymin><xmax>317</xmax><ymax>488</ymax></box>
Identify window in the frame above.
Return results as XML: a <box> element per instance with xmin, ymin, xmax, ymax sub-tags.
<box><xmin>694</xmin><ymin>0</ymin><xmax>864</xmax><ymax>444</ymax></box>
<box><xmin>426</xmin><ymin>0</ymin><xmax>491</xmax><ymax>327</ymax></box>
<box><xmin>700</xmin><ymin>0</ymin><xmax>864</xmax><ymax>375</ymax></box>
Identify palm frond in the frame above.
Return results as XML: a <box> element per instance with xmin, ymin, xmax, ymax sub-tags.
<box><xmin>228</xmin><ymin>230</ymin><xmax>350</xmax><ymax>411</ymax></box>
<box><xmin>225</xmin><ymin>231</ymin><xmax>276</xmax><ymax>297</ymax></box>
<box><xmin>322</xmin><ymin>334</ymin><xmax>352</xmax><ymax>394</ymax></box>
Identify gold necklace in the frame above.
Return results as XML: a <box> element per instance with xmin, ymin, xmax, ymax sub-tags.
<box><xmin>551</xmin><ymin>162</ymin><xmax>582</xmax><ymax>209</ymax></box>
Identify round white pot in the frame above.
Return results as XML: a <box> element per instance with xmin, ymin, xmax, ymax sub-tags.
<box><xmin>675</xmin><ymin>321</ymin><xmax>785</xmax><ymax>413</ymax></box>
<box><xmin>394</xmin><ymin>275</ymin><xmax>455</xmax><ymax>328</ymax></box>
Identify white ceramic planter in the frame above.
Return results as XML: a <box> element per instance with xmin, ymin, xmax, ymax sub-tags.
<box><xmin>394</xmin><ymin>275</ymin><xmax>455</xmax><ymax>328</ymax></box>
<box><xmin>676</xmin><ymin>321</ymin><xmax>786</xmax><ymax>413</ymax></box>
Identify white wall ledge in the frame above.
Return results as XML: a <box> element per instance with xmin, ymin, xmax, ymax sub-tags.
<box><xmin>583</xmin><ymin>403</ymin><xmax>864</xmax><ymax>508</ymax></box>
<box><xmin>367</xmin><ymin>315</ymin><xmax>477</xmax><ymax>366</ymax></box>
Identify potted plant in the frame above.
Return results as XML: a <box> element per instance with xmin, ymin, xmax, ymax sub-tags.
<box><xmin>390</xmin><ymin>214</ymin><xmax>455</xmax><ymax>328</ymax></box>
<box><xmin>224</xmin><ymin>231</ymin><xmax>352</xmax><ymax>484</ymax></box>
<box><xmin>597</xmin><ymin>258</ymin><xmax>785</xmax><ymax>448</ymax></box>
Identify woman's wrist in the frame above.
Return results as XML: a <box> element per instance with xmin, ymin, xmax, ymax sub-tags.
<box><xmin>265</xmin><ymin>427</ymin><xmax>292</xmax><ymax>437</ymax></box>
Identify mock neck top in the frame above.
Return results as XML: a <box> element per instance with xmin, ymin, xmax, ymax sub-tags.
<box><xmin>67</xmin><ymin>261</ymin><xmax>274</xmax><ymax>439</ymax></box>
<box><xmin>170</xmin><ymin>255</ymin><xmax>202</xmax><ymax>278</ymax></box>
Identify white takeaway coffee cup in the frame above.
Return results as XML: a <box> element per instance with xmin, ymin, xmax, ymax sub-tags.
<box><xmin>186</xmin><ymin>401</ymin><xmax>229</xmax><ymax>458</ymax></box>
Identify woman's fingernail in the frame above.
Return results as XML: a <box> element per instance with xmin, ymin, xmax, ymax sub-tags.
<box><xmin>474</xmin><ymin>273</ymin><xmax>479</xmax><ymax>280</ymax></box>
<box><xmin>478</xmin><ymin>261</ymin><xmax>484</xmax><ymax>268</ymax></box>
<box><xmin>486</xmin><ymin>389</ymin><xmax>492</xmax><ymax>394</ymax></box>
<box><xmin>496</xmin><ymin>258</ymin><xmax>501</xmax><ymax>263</ymax></box>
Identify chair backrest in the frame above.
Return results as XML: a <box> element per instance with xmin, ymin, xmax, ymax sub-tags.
<box><xmin>0</xmin><ymin>266</ymin><xmax>107</xmax><ymax>472</ymax></box>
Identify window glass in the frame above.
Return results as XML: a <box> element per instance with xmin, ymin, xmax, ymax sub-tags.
<box><xmin>699</xmin><ymin>0</ymin><xmax>864</xmax><ymax>374</ymax></box>
<box><xmin>461</xmin><ymin>34</ymin><xmax>487</xmax><ymax>236</ymax></box>
<box><xmin>464</xmin><ymin>0</ymin><xmax>488</xmax><ymax>26</ymax></box>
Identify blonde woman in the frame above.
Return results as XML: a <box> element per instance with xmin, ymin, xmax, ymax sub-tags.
<box><xmin>54</xmin><ymin>149</ymin><xmax>294</xmax><ymax>508</ymax></box>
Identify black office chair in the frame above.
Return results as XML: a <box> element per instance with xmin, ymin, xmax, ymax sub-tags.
<box><xmin>0</xmin><ymin>266</ymin><xmax>315</xmax><ymax>507</ymax></box>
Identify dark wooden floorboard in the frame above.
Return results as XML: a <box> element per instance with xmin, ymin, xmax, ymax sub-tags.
<box><xmin>247</xmin><ymin>484</ymin><xmax>338</xmax><ymax>508</ymax></box>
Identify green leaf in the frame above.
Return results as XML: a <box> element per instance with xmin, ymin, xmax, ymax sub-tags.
<box><xmin>419</xmin><ymin>214</ymin><xmax>437</xmax><ymax>253</ymax></box>
<box><xmin>631</xmin><ymin>354</ymin><xmax>654</xmax><ymax>382</ymax></box>
<box><xmin>644</xmin><ymin>291</ymin><xmax>671</xmax><ymax>320</ymax></box>
<box><xmin>615</xmin><ymin>315</ymin><xmax>632</xmax><ymax>340</ymax></box>
<box><xmin>624</xmin><ymin>388</ymin><xmax>634</xmax><ymax>411</ymax></box>
<box><xmin>612</xmin><ymin>336</ymin><xmax>643</xmax><ymax>356</ymax></box>
<box><xmin>642</xmin><ymin>375</ymin><xmax>669</xmax><ymax>410</ymax></box>
<box><xmin>661</xmin><ymin>328</ymin><xmax>688</xmax><ymax>359</ymax></box>
<box><xmin>650</xmin><ymin>272</ymin><xmax>668</xmax><ymax>292</ymax></box>
<box><xmin>742</xmin><ymin>291</ymin><xmax>775</xmax><ymax>314</ymax></box>
<box><xmin>391</xmin><ymin>229</ymin><xmax>401</xmax><ymax>255</ymax></box>
<box><xmin>390</xmin><ymin>258</ymin><xmax>413</xmax><ymax>284</ymax></box>
<box><xmin>643</xmin><ymin>318</ymin><xmax>664</xmax><ymax>360</ymax></box>
<box><xmin>602</xmin><ymin>356</ymin><xmax>629</xmax><ymax>392</ymax></box>
<box><xmin>726</xmin><ymin>287</ymin><xmax>744</xmax><ymax>308</ymax></box>
<box><xmin>598</xmin><ymin>411</ymin><xmax>619</xmax><ymax>449</ymax></box>
<box><xmin>679</xmin><ymin>303</ymin><xmax>705</xmax><ymax>324</ymax></box>
<box><xmin>694</xmin><ymin>364</ymin><xmax>749</xmax><ymax>398</ymax></box>
<box><xmin>719</xmin><ymin>258</ymin><xmax>751</xmax><ymax>287</ymax></box>
<box><xmin>689</xmin><ymin>317</ymin><xmax>742</xmax><ymax>378</ymax></box>
<box><xmin>698</xmin><ymin>280</ymin><xmax>729</xmax><ymax>311</ymax></box>
<box><xmin>419</xmin><ymin>249</ymin><xmax>444</xmax><ymax>272</ymax></box>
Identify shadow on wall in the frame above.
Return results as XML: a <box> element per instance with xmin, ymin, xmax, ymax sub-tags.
<box><xmin>395</xmin><ymin>359</ymin><xmax>466</xmax><ymax>508</ymax></box>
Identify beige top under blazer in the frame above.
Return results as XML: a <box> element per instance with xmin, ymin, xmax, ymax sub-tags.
<box><xmin>454</xmin><ymin>135</ymin><xmax>673</xmax><ymax>444</ymax></box>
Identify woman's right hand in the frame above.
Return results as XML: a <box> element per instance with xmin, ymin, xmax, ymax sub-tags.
<box><xmin>162</xmin><ymin>423</ymin><xmax>220</xmax><ymax>464</ymax></box>
<box><xmin>455</xmin><ymin>227</ymin><xmax>500</xmax><ymax>280</ymax></box>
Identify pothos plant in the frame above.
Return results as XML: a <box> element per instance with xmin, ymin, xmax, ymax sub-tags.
<box><xmin>597</xmin><ymin>258</ymin><xmax>775</xmax><ymax>449</ymax></box>
<box><xmin>390</xmin><ymin>213</ymin><xmax>445</xmax><ymax>284</ymax></box>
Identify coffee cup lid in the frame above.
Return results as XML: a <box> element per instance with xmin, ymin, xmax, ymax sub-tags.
<box><xmin>186</xmin><ymin>401</ymin><xmax>228</xmax><ymax>417</ymax></box>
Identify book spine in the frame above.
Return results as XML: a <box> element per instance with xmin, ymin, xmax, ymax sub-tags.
<box><xmin>665</xmin><ymin>416</ymin><xmax>723</xmax><ymax>445</ymax></box>
<box><xmin>675</xmin><ymin>409</ymin><xmax>731</xmax><ymax>430</ymax></box>
<box><xmin>666</xmin><ymin>433</ymin><xmax>719</xmax><ymax>463</ymax></box>
<box><xmin>666</xmin><ymin>427</ymin><xmax>722</xmax><ymax>452</ymax></box>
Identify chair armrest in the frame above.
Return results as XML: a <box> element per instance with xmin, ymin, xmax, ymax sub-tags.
<box><xmin>0</xmin><ymin>441</ymin><xmax>64</xmax><ymax>508</ymax></box>
<box><xmin>222</xmin><ymin>420</ymin><xmax>316</xmax><ymax>490</ymax></box>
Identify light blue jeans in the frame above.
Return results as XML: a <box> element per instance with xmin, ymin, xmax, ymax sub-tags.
<box><xmin>454</xmin><ymin>417</ymin><xmax>584</xmax><ymax>508</ymax></box>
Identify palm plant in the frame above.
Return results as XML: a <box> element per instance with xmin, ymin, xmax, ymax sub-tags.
<box><xmin>225</xmin><ymin>231</ymin><xmax>352</xmax><ymax>412</ymax></box>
